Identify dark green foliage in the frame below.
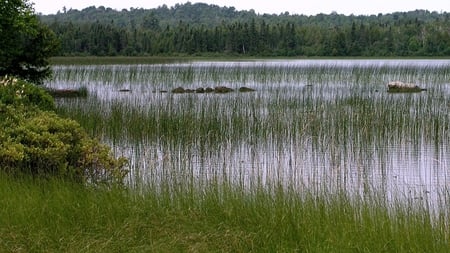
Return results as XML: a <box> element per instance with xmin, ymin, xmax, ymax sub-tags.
<box><xmin>40</xmin><ymin>4</ymin><xmax>450</xmax><ymax>57</ymax></box>
<box><xmin>0</xmin><ymin>0</ymin><xmax>59</xmax><ymax>84</ymax></box>
<box><xmin>0</xmin><ymin>77</ymin><xmax>128</xmax><ymax>184</ymax></box>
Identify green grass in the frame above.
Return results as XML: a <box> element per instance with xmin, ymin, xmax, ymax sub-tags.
<box><xmin>0</xmin><ymin>174</ymin><xmax>448</xmax><ymax>252</ymax></box>
<box><xmin>36</xmin><ymin>59</ymin><xmax>450</xmax><ymax>251</ymax></box>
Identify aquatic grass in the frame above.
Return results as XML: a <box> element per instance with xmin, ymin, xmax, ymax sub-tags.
<box><xmin>48</xmin><ymin>60</ymin><xmax>450</xmax><ymax>105</ymax></box>
<box><xmin>49</xmin><ymin>59</ymin><xmax>450</xmax><ymax>211</ymax></box>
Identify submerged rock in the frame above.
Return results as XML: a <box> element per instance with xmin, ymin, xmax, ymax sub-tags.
<box><xmin>387</xmin><ymin>81</ymin><xmax>426</xmax><ymax>93</ymax></box>
<box><xmin>171</xmin><ymin>87</ymin><xmax>186</xmax><ymax>93</ymax></box>
<box><xmin>195</xmin><ymin>87</ymin><xmax>205</xmax><ymax>93</ymax></box>
<box><xmin>205</xmin><ymin>87</ymin><xmax>215</xmax><ymax>93</ymax></box>
<box><xmin>214</xmin><ymin>86</ymin><xmax>234</xmax><ymax>93</ymax></box>
<box><xmin>238</xmin><ymin>87</ymin><xmax>256</xmax><ymax>92</ymax></box>
<box><xmin>171</xmin><ymin>86</ymin><xmax>255</xmax><ymax>94</ymax></box>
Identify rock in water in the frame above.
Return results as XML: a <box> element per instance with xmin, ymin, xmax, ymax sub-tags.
<box><xmin>214</xmin><ymin>86</ymin><xmax>234</xmax><ymax>93</ymax></box>
<box><xmin>387</xmin><ymin>81</ymin><xmax>426</xmax><ymax>93</ymax></box>
<box><xmin>238</xmin><ymin>87</ymin><xmax>256</xmax><ymax>92</ymax></box>
<box><xmin>171</xmin><ymin>87</ymin><xmax>186</xmax><ymax>93</ymax></box>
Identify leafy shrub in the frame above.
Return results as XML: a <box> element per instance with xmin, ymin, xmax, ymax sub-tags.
<box><xmin>0</xmin><ymin>104</ymin><xmax>128</xmax><ymax>184</ymax></box>
<box><xmin>0</xmin><ymin>75</ymin><xmax>55</xmax><ymax>111</ymax></box>
<box><xmin>0</xmin><ymin>77</ymin><xmax>128</xmax><ymax>185</ymax></box>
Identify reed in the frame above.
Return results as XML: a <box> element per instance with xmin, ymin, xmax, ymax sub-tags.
<box><xmin>49</xmin><ymin>59</ymin><xmax>450</xmax><ymax>215</ymax></box>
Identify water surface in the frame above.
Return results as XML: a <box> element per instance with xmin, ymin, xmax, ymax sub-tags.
<box><xmin>47</xmin><ymin>59</ymin><xmax>450</xmax><ymax>208</ymax></box>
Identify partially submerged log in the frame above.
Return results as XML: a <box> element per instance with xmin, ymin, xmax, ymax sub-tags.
<box><xmin>387</xmin><ymin>81</ymin><xmax>426</xmax><ymax>93</ymax></box>
<box><xmin>46</xmin><ymin>87</ymin><xmax>88</xmax><ymax>98</ymax></box>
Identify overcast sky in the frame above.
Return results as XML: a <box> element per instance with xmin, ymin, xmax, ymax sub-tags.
<box><xmin>31</xmin><ymin>0</ymin><xmax>448</xmax><ymax>16</ymax></box>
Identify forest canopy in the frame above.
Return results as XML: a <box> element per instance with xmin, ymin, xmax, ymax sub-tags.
<box><xmin>40</xmin><ymin>2</ymin><xmax>450</xmax><ymax>57</ymax></box>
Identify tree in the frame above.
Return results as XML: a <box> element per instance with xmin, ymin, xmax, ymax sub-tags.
<box><xmin>142</xmin><ymin>12</ymin><xmax>160</xmax><ymax>31</ymax></box>
<box><xmin>0</xmin><ymin>0</ymin><xmax>59</xmax><ymax>84</ymax></box>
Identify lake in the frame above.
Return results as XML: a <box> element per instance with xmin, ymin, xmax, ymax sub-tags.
<box><xmin>46</xmin><ymin>59</ymin><xmax>450</xmax><ymax>209</ymax></box>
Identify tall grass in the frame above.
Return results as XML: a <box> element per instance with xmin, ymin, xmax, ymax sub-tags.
<box><xmin>1</xmin><ymin>173</ymin><xmax>448</xmax><ymax>252</ymax></box>
<box><xmin>50</xmin><ymin>59</ymin><xmax>450</xmax><ymax>209</ymax></box>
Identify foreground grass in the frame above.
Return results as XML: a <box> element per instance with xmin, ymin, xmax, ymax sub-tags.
<box><xmin>0</xmin><ymin>175</ymin><xmax>448</xmax><ymax>252</ymax></box>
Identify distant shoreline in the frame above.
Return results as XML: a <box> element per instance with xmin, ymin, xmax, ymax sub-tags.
<box><xmin>50</xmin><ymin>56</ymin><xmax>450</xmax><ymax>65</ymax></box>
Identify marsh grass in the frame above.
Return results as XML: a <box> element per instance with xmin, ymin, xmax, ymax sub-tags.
<box><xmin>0</xmin><ymin>173</ymin><xmax>448</xmax><ymax>252</ymax></box>
<box><xmin>50</xmin><ymin>60</ymin><xmax>450</xmax><ymax>196</ymax></box>
<box><xmin>42</xmin><ymin>59</ymin><xmax>450</xmax><ymax>250</ymax></box>
<box><xmin>54</xmin><ymin>81</ymin><xmax>449</xmax><ymax>150</ymax></box>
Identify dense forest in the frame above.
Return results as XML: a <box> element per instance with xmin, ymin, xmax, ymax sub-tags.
<box><xmin>40</xmin><ymin>2</ymin><xmax>450</xmax><ymax>57</ymax></box>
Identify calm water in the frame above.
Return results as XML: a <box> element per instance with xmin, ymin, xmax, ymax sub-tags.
<box><xmin>47</xmin><ymin>59</ymin><xmax>450</xmax><ymax>207</ymax></box>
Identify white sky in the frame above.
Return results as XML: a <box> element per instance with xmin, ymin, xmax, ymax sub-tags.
<box><xmin>31</xmin><ymin>0</ymin><xmax>449</xmax><ymax>16</ymax></box>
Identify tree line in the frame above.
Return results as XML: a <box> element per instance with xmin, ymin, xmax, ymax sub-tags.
<box><xmin>42</xmin><ymin>3</ymin><xmax>450</xmax><ymax>57</ymax></box>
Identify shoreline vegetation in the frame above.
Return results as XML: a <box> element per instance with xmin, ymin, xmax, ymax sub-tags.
<box><xmin>2</xmin><ymin>65</ymin><xmax>449</xmax><ymax>252</ymax></box>
<box><xmin>1</xmin><ymin>174</ymin><xmax>449</xmax><ymax>252</ymax></box>
<box><xmin>2</xmin><ymin>56</ymin><xmax>449</xmax><ymax>251</ymax></box>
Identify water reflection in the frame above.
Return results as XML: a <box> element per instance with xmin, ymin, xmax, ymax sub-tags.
<box><xmin>114</xmin><ymin>130</ymin><xmax>449</xmax><ymax>205</ymax></box>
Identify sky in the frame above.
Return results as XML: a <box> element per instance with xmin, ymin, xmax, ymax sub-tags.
<box><xmin>31</xmin><ymin>0</ymin><xmax>449</xmax><ymax>16</ymax></box>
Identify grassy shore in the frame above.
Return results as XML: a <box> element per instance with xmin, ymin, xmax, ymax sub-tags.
<box><xmin>0</xmin><ymin>174</ymin><xmax>448</xmax><ymax>253</ymax></box>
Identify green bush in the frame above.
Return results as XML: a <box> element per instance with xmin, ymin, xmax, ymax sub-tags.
<box><xmin>0</xmin><ymin>104</ymin><xmax>128</xmax><ymax>184</ymax></box>
<box><xmin>0</xmin><ymin>77</ymin><xmax>128</xmax><ymax>185</ymax></box>
<box><xmin>0</xmin><ymin>75</ymin><xmax>55</xmax><ymax>111</ymax></box>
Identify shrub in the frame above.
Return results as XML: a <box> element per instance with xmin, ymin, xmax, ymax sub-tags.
<box><xmin>0</xmin><ymin>75</ymin><xmax>55</xmax><ymax>111</ymax></box>
<box><xmin>0</xmin><ymin>104</ymin><xmax>128</xmax><ymax>184</ymax></box>
<box><xmin>0</xmin><ymin>77</ymin><xmax>128</xmax><ymax>185</ymax></box>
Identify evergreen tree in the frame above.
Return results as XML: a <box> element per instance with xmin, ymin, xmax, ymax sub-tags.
<box><xmin>0</xmin><ymin>0</ymin><xmax>59</xmax><ymax>84</ymax></box>
<box><xmin>39</xmin><ymin>3</ymin><xmax>450</xmax><ymax>57</ymax></box>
